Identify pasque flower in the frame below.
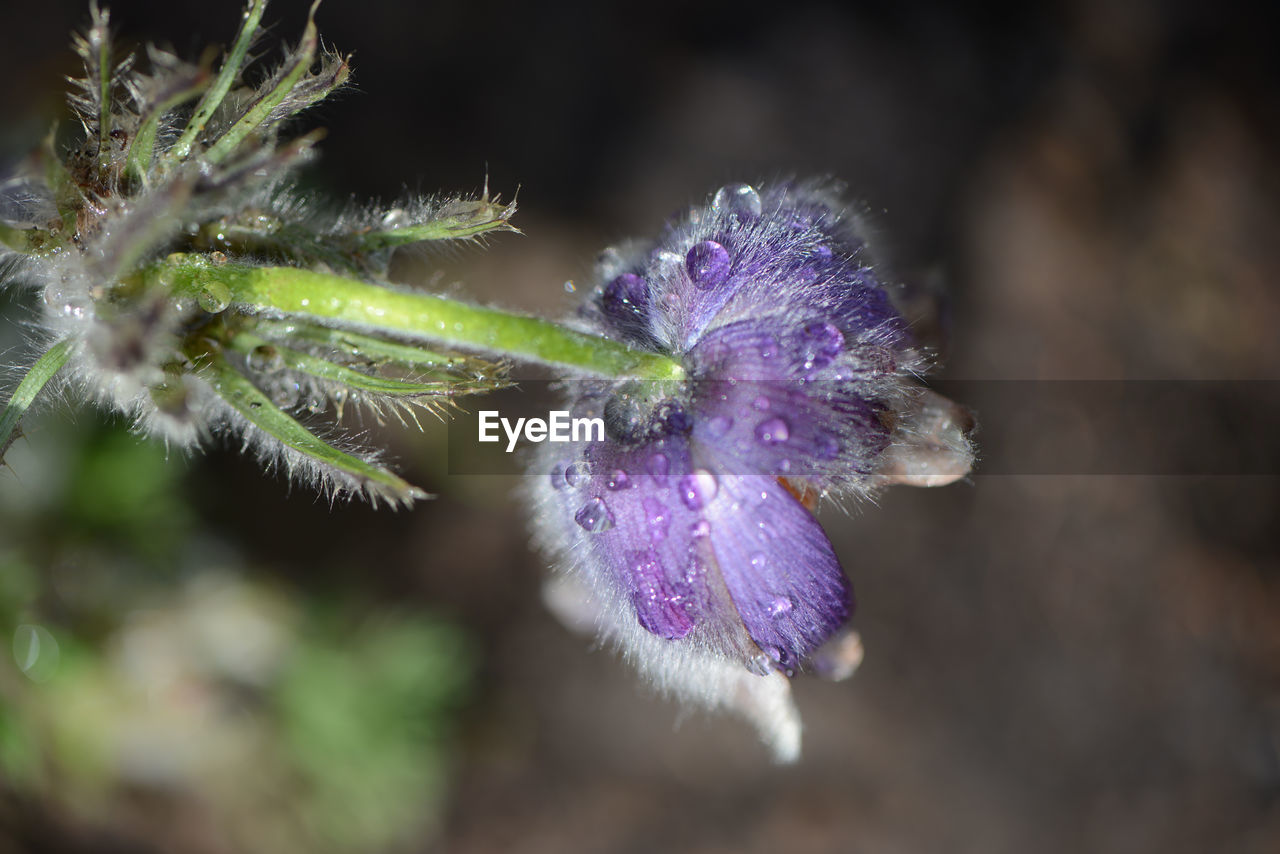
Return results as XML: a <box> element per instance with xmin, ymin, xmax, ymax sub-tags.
<box><xmin>530</xmin><ymin>181</ymin><xmax>975</xmax><ymax>760</ymax></box>
<box><xmin>2</xmin><ymin>2</ymin><xmax>975</xmax><ymax>764</ymax></box>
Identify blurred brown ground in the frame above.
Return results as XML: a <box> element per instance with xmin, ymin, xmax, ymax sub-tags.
<box><xmin>1</xmin><ymin>0</ymin><xmax>1277</xmax><ymax>852</ymax></box>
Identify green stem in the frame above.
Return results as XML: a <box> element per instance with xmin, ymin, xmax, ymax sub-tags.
<box><xmin>203</xmin><ymin>1</ymin><xmax>321</xmax><ymax>165</ymax></box>
<box><xmin>149</xmin><ymin>258</ymin><xmax>686</xmax><ymax>380</ymax></box>
<box><xmin>167</xmin><ymin>0</ymin><xmax>266</xmax><ymax>162</ymax></box>
<box><xmin>1</xmin><ymin>338</ymin><xmax>75</xmax><ymax>461</ymax></box>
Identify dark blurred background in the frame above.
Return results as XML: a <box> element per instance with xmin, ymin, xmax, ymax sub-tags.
<box><xmin>1</xmin><ymin>0</ymin><xmax>1278</xmax><ymax>852</ymax></box>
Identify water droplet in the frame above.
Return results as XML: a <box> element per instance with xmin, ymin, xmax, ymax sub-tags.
<box><xmin>749</xmin><ymin>551</ymin><xmax>768</xmax><ymax>571</ymax></box>
<box><xmin>755</xmin><ymin>417</ymin><xmax>790</xmax><ymax>444</ymax></box>
<box><xmin>304</xmin><ymin>391</ymin><xmax>326</xmax><ymax>414</ymax></box>
<box><xmin>713</xmin><ymin>183</ymin><xmax>763</xmax><ymax>219</ymax></box>
<box><xmin>601</xmin><ymin>273</ymin><xmax>649</xmax><ymax>323</ymax></box>
<box><xmin>272</xmin><ymin>381</ymin><xmax>301</xmax><ymax>409</ymax></box>
<box><xmin>575</xmin><ymin>496</ymin><xmax>614</xmax><ymax>532</ymax></box>
<box><xmin>801</xmin><ymin>320</ymin><xmax>844</xmax><ymax>359</ymax></box>
<box><xmin>197</xmin><ymin>281</ymin><xmax>232</xmax><ymax>316</ymax></box>
<box><xmin>13</xmin><ymin>624</ymin><xmax>60</xmax><ymax>682</ymax></box>
<box><xmin>606</xmin><ymin>469</ymin><xmax>631</xmax><ymax>490</ymax></box>
<box><xmin>550</xmin><ymin>462</ymin><xmax>569</xmax><ymax>489</ymax></box>
<box><xmin>746</xmin><ymin>653</ymin><xmax>774</xmax><ymax>676</ymax></box>
<box><xmin>646</xmin><ymin>452</ymin><xmax>670</xmax><ymax>482</ymax></box>
<box><xmin>678</xmin><ymin>469</ymin><xmax>718</xmax><ymax>510</ymax></box>
<box><xmin>815</xmin><ymin>433</ymin><xmax>840</xmax><ymax>460</ymax></box>
<box><xmin>767</xmin><ymin>596</ymin><xmax>793</xmax><ymax>618</ymax></box>
<box><xmin>564</xmin><ymin>463</ymin><xmax>585</xmax><ymax>488</ymax></box>
<box><xmin>246</xmin><ymin>344</ymin><xmax>284</xmax><ymax>374</ymax></box>
<box><xmin>604</xmin><ymin>393</ymin><xmax>647</xmax><ymax>442</ymax></box>
<box><xmin>706</xmin><ymin>415</ymin><xmax>733</xmax><ymax>438</ymax></box>
<box><xmin>643</xmin><ymin>497</ymin><xmax>670</xmax><ymax>541</ymax></box>
<box><xmin>752</xmin><ymin>396</ymin><xmax>771</xmax><ymax>411</ymax></box>
<box><xmin>759</xmin><ymin>335</ymin><xmax>779</xmax><ymax>359</ymax></box>
<box><xmin>691</xmin><ymin>520</ymin><xmax>711</xmax><ymax>539</ymax></box>
<box><xmin>685</xmin><ymin>240</ymin><xmax>731</xmax><ymax>289</ymax></box>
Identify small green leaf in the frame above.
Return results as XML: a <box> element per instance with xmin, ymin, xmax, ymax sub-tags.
<box><xmin>1</xmin><ymin>338</ymin><xmax>75</xmax><ymax>463</ymax></box>
<box><xmin>350</xmin><ymin>195</ymin><xmax>519</xmax><ymax>251</ymax></box>
<box><xmin>188</xmin><ymin>340</ymin><xmax>427</xmax><ymax>507</ymax></box>
<box><xmin>125</xmin><ymin>67</ymin><xmax>211</xmax><ymax>186</ymax></box>
<box><xmin>167</xmin><ymin>0</ymin><xmax>267</xmax><ymax>162</ymax></box>
<box><xmin>250</xmin><ymin>319</ymin><xmax>501</xmax><ymax>379</ymax></box>
<box><xmin>226</xmin><ymin>330</ymin><xmax>491</xmax><ymax>402</ymax></box>
<box><xmin>203</xmin><ymin>0</ymin><xmax>323</xmax><ymax>166</ymax></box>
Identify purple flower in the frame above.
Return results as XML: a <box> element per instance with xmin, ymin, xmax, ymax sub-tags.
<box><xmin>528</xmin><ymin>181</ymin><xmax>974</xmax><ymax>760</ymax></box>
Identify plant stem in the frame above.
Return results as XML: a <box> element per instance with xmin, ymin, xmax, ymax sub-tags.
<box><xmin>150</xmin><ymin>258</ymin><xmax>686</xmax><ymax>380</ymax></box>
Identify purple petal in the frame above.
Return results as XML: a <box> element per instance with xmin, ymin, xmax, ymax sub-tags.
<box><xmin>576</xmin><ymin>438</ymin><xmax>708</xmax><ymax>640</ymax></box>
<box><xmin>688</xmin><ymin>319</ymin><xmax>893</xmax><ymax>477</ymax></box>
<box><xmin>703</xmin><ymin>474</ymin><xmax>852</xmax><ymax>671</ymax></box>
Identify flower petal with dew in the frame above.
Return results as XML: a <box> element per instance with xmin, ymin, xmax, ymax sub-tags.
<box><xmin>529</xmin><ymin>180</ymin><xmax>975</xmax><ymax>760</ymax></box>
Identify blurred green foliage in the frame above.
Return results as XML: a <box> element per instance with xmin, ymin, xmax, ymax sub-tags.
<box><xmin>0</xmin><ymin>411</ymin><xmax>474</xmax><ymax>852</ymax></box>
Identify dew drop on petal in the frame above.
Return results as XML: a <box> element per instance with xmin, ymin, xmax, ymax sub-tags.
<box><xmin>685</xmin><ymin>240</ymin><xmax>731</xmax><ymax>290</ymax></box>
<box><xmin>713</xmin><ymin>183</ymin><xmax>763</xmax><ymax>219</ymax></box>
<box><xmin>746</xmin><ymin>652</ymin><xmax>774</xmax><ymax>676</ymax></box>
<box><xmin>801</xmin><ymin>320</ymin><xmax>844</xmax><ymax>358</ymax></box>
<box><xmin>678</xmin><ymin>469</ymin><xmax>718</xmax><ymax>510</ymax></box>
<box><xmin>767</xmin><ymin>596</ymin><xmax>794</xmax><ymax>618</ymax></box>
<box><xmin>691</xmin><ymin>519</ymin><xmax>711</xmax><ymax>539</ymax></box>
<box><xmin>606</xmin><ymin>469</ymin><xmax>631</xmax><ymax>490</ymax></box>
<box><xmin>646</xmin><ymin>452</ymin><xmax>670</xmax><ymax>482</ymax></box>
<box><xmin>550</xmin><ymin>462</ymin><xmax>569</xmax><ymax>489</ymax></box>
<box><xmin>564</xmin><ymin>463</ymin><xmax>585</xmax><ymax>488</ymax></box>
<box><xmin>707</xmin><ymin>415</ymin><xmax>733</xmax><ymax>438</ymax></box>
<box><xmin>755</xmin><ymin>416</ymin><xmax>790</xmax><ymax>444</ymax></box>
<box><xmin>601</xmin><ymin>273</ymin><xmax>649</xmax><ymax>322</ymax></box>
<box><xmin>749</xmin><ymin>551</ymin><xmax>768</xmax><ymax>571</ymax></box>
<box><xmin>752</xmin><ymin>395</ymin><xmax>771</xmax><ymax>411</ymax></box>
<box><xmin>575</xmin><ymin>496</ymin><xmax>615</xmax><ymax>532</ymax></box>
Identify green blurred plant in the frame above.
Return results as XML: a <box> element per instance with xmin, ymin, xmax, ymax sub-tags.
<box><xmin>0</xmin><ymin>415</ymin><xmax>473</xmax><ymax>853</ymax></box>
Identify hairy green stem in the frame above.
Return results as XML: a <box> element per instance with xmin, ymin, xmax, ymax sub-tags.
<box><xmin>204</xmin><ymin>0</ymin><xmax>321</xmax><ymax>165</ymax></box>
<box><xmin>167</xmin><ymin>0</ymin><xmax>266</xmax><ymax>162</ymax></box>
<box><xmin>148</xmin><ymin>258</ymin><xmax>686</xmax><ymax>380</ymax></box>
